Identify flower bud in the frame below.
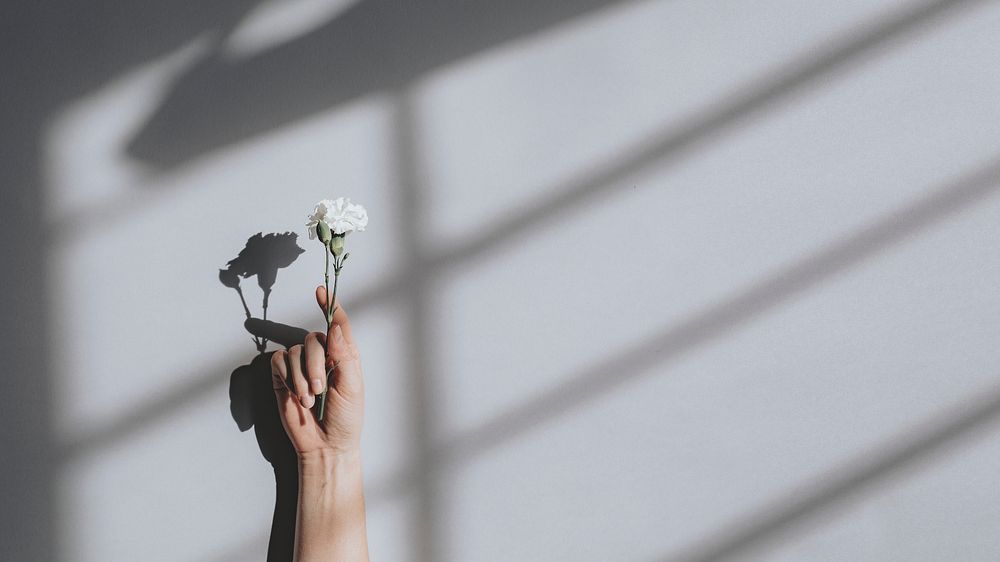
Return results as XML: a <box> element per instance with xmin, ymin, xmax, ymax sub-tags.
<box><xmin>218</xmin><ymin>268</ymin><xmax>241</xmax><ymax>289</ymax></box>
<box><xmin>315</xmin><ymin>221</ymin><xmax>332</xmax><ymax>244</ymax></box>
<box><xmin>329</xmin><ymin>234</ymin><xmax>345</xmax><ymax>256</ymax></box>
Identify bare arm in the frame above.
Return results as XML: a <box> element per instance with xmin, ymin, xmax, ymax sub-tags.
<box><xmin>271</xmin><ymin>286</ymin><xmax>369</xmax><ymax>561</ymax></box>
<box><xmin>296</xmin><ymin>449</ymin><xmax>367</xmax><ymax>560</ymax></box>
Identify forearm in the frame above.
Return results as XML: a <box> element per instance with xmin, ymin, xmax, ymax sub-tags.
<box><xmin>295</xmin><ymin>449</ymin><xmax>369</xmax><ymax>562</ymax></box>
<box><xmin>268</xmin><ymin>464</ymin><xmax>299</xmax><ymax>562</ymax></box>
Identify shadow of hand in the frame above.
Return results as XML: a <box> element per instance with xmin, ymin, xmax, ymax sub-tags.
<box><xmin>227</xmin><ymin>319</ymin><xmax>309</xmax><ymax>562</ymax></box>
<box><xmin>229</xmin><ymin>318</ymin><xmax>309</xmax><ymax>455</ymax></box>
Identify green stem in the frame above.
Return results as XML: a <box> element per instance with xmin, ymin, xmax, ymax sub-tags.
<box><xmin>318</xmin><ymin>250</ymin><xmax>345</xmax><ymax>422</ymax></box>
<box><xmin>318</xmin><ymin>248</ymin><xmax>331</xmax><ymax>422</ymax></box>
<box><xmin>324</xmin><ymin>247</ymin><xmax>331</xmax><ymax>323</ymax></box>
<box><xmin>329</xmin><ymin>264</ymin><xmax>340</xmax><ymax>323</ymax></box>
<box><xmin>318</xmin><ymin>257</ymin><xmax>344</xmax><ymax>423</ymax></box>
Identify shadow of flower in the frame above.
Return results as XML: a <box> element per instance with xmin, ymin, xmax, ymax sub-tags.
<box><xmin>220</xmin><ymin>231</ymin><xmax>305</xmax><ymax>351</ymax></box>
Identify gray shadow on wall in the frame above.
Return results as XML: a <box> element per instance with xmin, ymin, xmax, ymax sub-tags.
<box><xmin>220</xmin><ymin>232</ymin><xmax>308</xmax><ymax>562</ymax></box>
<box><xmin>125</xmin><ymin>0</ymin><xmax>630</xmax><ymax>167</ymax></box>
<box><xmin>406</xmin><ymin>0</ymin><xmax>990</xmax><ymax>275</ymax></box>
<box><xmin>0</xmin><ymin>113</ymin><xmax>55</xmax><ymax>562</ymax></box>
<box><xmin>220</xmin><ymin>232</ymin><xmax>305</xmax><ymax>352</ymax></box>
<box><xmin>54</xmin><ymin>0</ymin><xmax>988</xmax><ymax>247</ymax></box>
<box><xmin>12</xmin><ymin>0</ymin><xmax>992</xmax><ymax>560</ymax></box>
<box><xmin>2</xmin><ymin>2</ymin><xmax>269</xmax><ymax>559</ymax></box>
<box><xmin>661</xmin><ymin>383</ymin><xmax>1000</xmax><ymax>562</ymax></box>
<box><xmin>31</xmin><ymin>0</ymin><xmax>995</xmax><ymax>463</ymax></box>
<box><xmin>0</xmin><ymin>1</ymin><xmax>619</xmax><ymax>560</ymax></box>
<box><xmin>389</xmin><ymin>89</ymin><xmax>444</xmax><ymax>562</ymax></box>
<box><xmin>437</xmin><ymin>156</ymin><xmax>1000</xmax><ymax>465</ymax></box>
<box><xmin>194</xmin><ymin>0</ymin><xmax>992</xmax><ymax>326</ymax></box>
<box><xmin>354</xmin><ymin>152</ymin><xmax>1000</xmax><ymax>522</ymax></box>
<box><xmin>54</xmin><ymin>0</ymin><xmax>992</xmax><ymax>470</ymax></box>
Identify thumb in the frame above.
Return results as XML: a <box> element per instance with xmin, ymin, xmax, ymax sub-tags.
<box><xmin>315</xmin><ymin>285</ymin><xmax>354</xmax><ymax>346</ymax></box>
<box><xmin>315</xmin><ymin>285</ymin><xmax>329</xmax><ymax>316</ymax></box>
<box><xmin>316</xmin><ymin>285</ymin><xmax>342</xmax><ymax>324</ymax></box>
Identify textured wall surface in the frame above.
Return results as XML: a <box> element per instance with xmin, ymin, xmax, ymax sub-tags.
<box><xmin>5</xmin><ymin>1</ymin><xmax>1000</xmax><ymax>560</ymax></box>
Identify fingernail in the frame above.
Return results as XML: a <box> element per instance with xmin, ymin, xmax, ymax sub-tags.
<box><xmin>333</xmin><ymin>324</ymin><xmax>344</xmax><ymax>342</ymax></box>
<box><xmin>301</xmin><ymin>394</ymin><xmax>315</xmax><ymax>408</ymax></box>
<box><xmin>310</xmin><ymin>378</ymin><xmax>324</xmax><ymax>394</ymax></box>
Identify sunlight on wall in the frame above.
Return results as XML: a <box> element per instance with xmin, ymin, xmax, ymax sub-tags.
<box><xmin>223</xmin><ymin>0</ymin><xmax>361</xmax><ymax>58</ymax></box>
<box><xmin>41</xmin><ymin>0</ymin><xmax>1000</xmax><ymax>560</ymax></box>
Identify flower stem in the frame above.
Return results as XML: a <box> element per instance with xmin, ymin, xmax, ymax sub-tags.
<box><xmin>317</xmin><ymin>255</ymin><xmax>344</xmax><ymax>423</ymax></box>
<box><xmin>261</xmin><ymin>289</ymin><xmax>270</xmax><ymax>351</ymax></box>
<box><xmin>324</xmin><ymin>247</ymin><xmax>331</xmax><ymax>322</ymax></box>
<box><xmin>235</xmin><ymin>285</ymin><xmax>252</xmax><ymax>319</ymax></box>
<box><xmin>318</xmin><ymin>249</ymin><xmax>338</xmax><ymax>422</ymax></box>
<box><xmin>235</xmin><ymin>285</ymin><xmax>265</xmax><ymax>352</ymax></box>
<box><xmin>330</xmin><ymin>264</ymin><xmax>340</xmax><ymax>322</ymax></box>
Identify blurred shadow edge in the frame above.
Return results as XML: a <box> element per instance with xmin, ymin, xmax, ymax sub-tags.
<box><xmin>663</xmin><ymin>383</ymin><xmax>1000</xmax><ymax>562</ymax></box>
<box><xmin>0</xmin><ymin>116</ymin><xmax>56</xmax><ymax>558</ymax></box>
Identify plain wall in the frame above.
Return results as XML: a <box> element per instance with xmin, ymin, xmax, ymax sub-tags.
<box><xmin>4</xmin><ymin>0</ymin><xmax>1000</xmax><ymax>560</ymax></box>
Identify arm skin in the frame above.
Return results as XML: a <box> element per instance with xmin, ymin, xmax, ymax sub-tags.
<box><xmin>297</xmin><ymin>449</ymin><xmax>367</xmax><ymax>560</ymax></box>
<box><xmin>271</xmin><ymin>286</ymin><xmax>370</xmax><ymax>561</ymax></box>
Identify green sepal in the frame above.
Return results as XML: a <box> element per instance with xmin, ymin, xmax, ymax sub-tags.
<box><xmin>329</xmin><ymin>234</ymin><xmax>345</xmax><ymax>256</ymax></box>
<box><xmin>316</xmin><ymin>221</ymin><xmax>332</xmax><ymax>244</ymax></box>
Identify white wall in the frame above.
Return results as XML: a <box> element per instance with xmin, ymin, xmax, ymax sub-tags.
<box><xmin>10</xmin><ymin>0</ymin><xmax>1000</xmax><ymax>560</ymax></box>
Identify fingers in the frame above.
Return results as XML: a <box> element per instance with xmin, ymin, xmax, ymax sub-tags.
<box><xmin>304</xmin><ymin>332</ymin><xmax>327</xmax><ymax>395</ymax></box>
<box><xmin>286</xmin><ymin>344</ymin><xmax>314</xmax><ymax>408</ymax></box>
<box><xmin>315</xmin><ymin>285</ymin><xmax>355</xmax><ymax>344</ymax></box>
<box><xmin>271</xmin><ymin>350</ymin><xmax>289</xmax><ymax>392</ymax></box>
<box><xmin>244</xmin><ymin>318</ymin><xmax>309</xmax><ymax>348</ymax></box>
<box><xmin>270</xmin><ymin>350</ymin><xmax>302</xmax><ymax>420</ymax></box>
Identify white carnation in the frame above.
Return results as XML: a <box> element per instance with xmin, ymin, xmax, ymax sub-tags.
<box><xmin>306</xmin><ymin>197</ymin><xmax>368</xmax><ymax>238</ymax></box>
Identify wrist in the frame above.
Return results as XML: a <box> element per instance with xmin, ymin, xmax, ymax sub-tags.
<box><xmin>299</xmin><ymin>447</ymin><xmax>362</xmax><ymax>471</ymax></box>
<box><xmin>296</xmin><ymin>448</ymin><xmax>368</xmax><ymax>560</ymax></box>
<box><xmin>298</xmin><ymin>448</ymin><xmax>364</xmax><ymax>495</ymax></box>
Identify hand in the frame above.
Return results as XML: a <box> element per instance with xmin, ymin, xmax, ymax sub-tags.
<box><xmin>271</xmin><ymin>286</ymin><xmax>364</xmax><ymax>456</ymax></box>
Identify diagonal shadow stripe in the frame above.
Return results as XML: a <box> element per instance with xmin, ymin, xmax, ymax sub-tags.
<box><xmin>662</xmin><ymin>381</ymin><xmax>1000</xmax><ymax>562</ymax></box>
<box><xmin>56</xmin><ymin>349</ymin><xmax>260</xmax><ymax>462</ymax></box>
<box><xmin>53</xmin><ymin>0</ymin><xmax>984</xmax><ymax>243</ymax></box>
<box><xmin>360</xmin><ymin>154</ymin><xmax>1000</xmax><ymax>503</ymax></box>
<box><xmin>55</xmin><ymin>0</ymin><xmax>991</xmax><ymax>470</ymax></box>
<box><xmin>435</xmin><ymin>155</ymin><xmax>1000</xmax><ymax>464</ymax></box>
<box><xmin>210</xmin><ymin>379</ymin><xmax>1000</xmax><ymax>562</ymax></box>
<box><xmin>252</xmin><ymin>0</ymin><xmax>994</xmax><ymax>315</ymax></box>
<box><xmin>123</xmin><ymin>1</ymin><xmax>997</xmax><ymax>557</ymax></box>
<box><xmin>414</xmin><ymin>0</ymin><xmax>989</xmax><ymax>272</ymax></box>
<box><xmin>126</xmin><ymin>0</ymin><xmax>632</xmax><ymax>166</ymax></box>
<box><xmin>199</xmin><ymin>153</ymin><xmax>1000</xmax><ymax>562</ymax></box>
<box><xmin>57</xmin><ymin>148</ymin><xmax>1000</xmax><ymax>465</ymax></box>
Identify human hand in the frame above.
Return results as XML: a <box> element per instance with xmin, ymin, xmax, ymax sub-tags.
<box><xmin>270</xmin><ymin>286</ymin><xmax>364</xmax><ymax>456</ymax></box>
